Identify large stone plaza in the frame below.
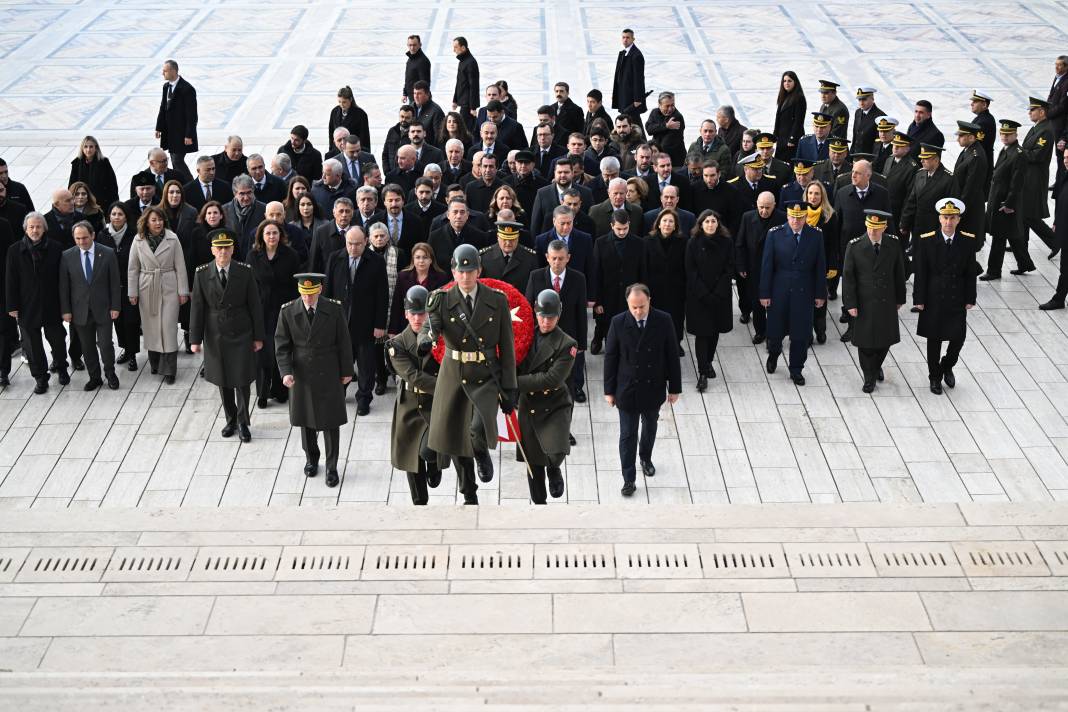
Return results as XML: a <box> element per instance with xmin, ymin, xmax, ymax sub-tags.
<box><xmin>1</xmin><ymin>0</ymin><xmax>1067</xmax><ymax>707</ymax></box>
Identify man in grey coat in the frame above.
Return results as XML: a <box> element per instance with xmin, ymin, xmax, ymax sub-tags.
<box><xmin>59</xmin><ymin>220</ymin><xmax>122</xmax><ymax>391</ymax></box>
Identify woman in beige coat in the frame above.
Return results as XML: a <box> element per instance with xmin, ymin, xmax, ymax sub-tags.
<box><xmin>129</xmin><ymin>205</ymin><xmax>189</xmax><ymax>383</ymax></box>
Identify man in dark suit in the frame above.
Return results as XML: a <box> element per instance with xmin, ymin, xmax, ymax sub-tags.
<box><xmin>590</xmin><ymin>177</ymin><xmax>643</xmax><ymax>237</ymax></box>
<box><xmin>441</xmin><ymin>140</ymin><xmax>472</xmax><ymax>186</ymax></box>
<box><xmin>612</xmin><ymin>28</ymin><xmax>648</xmax><ymax>118</ymax></box>
<box><xmin>1046</xmin><ymin>56</ymin><xmax>1068</xmax><ymax>169</ymax></box>
<box><xmin>212</xmin><ymin>137</ymin><xmax>247</xmax><ymax>186</ymax></box>
<box><xmin>603</xmin><ymin>282</ymin><xmax>681</xmax><ymax>496</ymax></box>
<box><xmin>0</xmin><ymin>159</ymin><xmax>35</xmax><ymax>212</ymax></box>
<box><xmin>479</xmin><ymin>100</ymin><xmax>526</xmax><ymax>151</ymax></box>
<box><xmin>906</xmin><ymin>100</ymin><xmax>945</xmax><ymax>158</ymax></box>
<box><xmin>44</xmin><ymin>188</ymin><xmax>83</xmax><ymax>251</ymax></box>
<box><xmin>759</xmin><ymin>201</ymin><xmax>828</xmax><ymax>385</ymax></box>
<box><xmin>408</xmin><ymin>123</ymin><xmax>444</xmax><ymax>174</ymax></box>
<box><xmin>124</xmin><ymin>174</ymin><xmax>157</xmax><ymax>218</ymax></box>
<box><xmin>465</xmin><ymin>121</ymin><xmax>510</xmax><ymax>166</ymax></box>
<box><xmin>403</xmin><ymin>35</ymin><xmax>431</xmax><ymax>104</ymax></box>
<box><xmin>0</xmin><ymin>182</ymin><xmax>29</xmax><ymax>240</ymax></box>
<box><xmin>727</xmin><ymin>153</ymin><xmax>778</xmax><ymax>217</ymax></box>
<box><xmin>411</xmin><ymin>81</ymin><xmax>445</xmax><ymax>144</ymax></box>
<box><xmin>380</xmin><ymin>183</ymin><xmax>426</xmax><ymax>252</ymax></box>
<box><xmin>643</xmin><ymin>185</ymin><xmax>696</xmax><ymax>235</ymax></box>
<box><xmin>644</xmin><ymin>153</ymin><xmax>691</xmax><ymax>212</ymax></box>
<box><xmin>310</xmin><ymin>159</ymin><xmax>358</xmax><ymax>216</ymax></box>
<box><xmin>532</xmin><ymin>124</ymin><xmax>567</xmax><ymax>178</ymax></box>
<box><xmin>585</xmin><ymin>89</ymin><xmax>613</xmax><ymax>136</ymax></box>
<box><xmin>535</xmin><ymin>205</ymin><xmax>593</xmax><ymax>276</ymax></box>
<box><xmin>464</xmin><ymin>154</ymin><xmax>504</xmax><ymax>214</ymax></box>
<box><xmin>734</xmin><ymin>193</ymin><xmax>786</xmax><ymax>340</ymax></box>
<box><xmin>247</xmin><ymin>154</ymin><xmax>286</xmax><ymax>204</ymax></box>
<box><xmin>691</xmin><ymin>161</ymin><xmax>740</xmax><ymax>233</ymax></box>
<box><xmin>479</xmin><ymin>221</ymin><xmax>538</xmax><ymax>291</ymax></box>
<box><xmin>128</xmin><ymin>148</ymin><xmax>182</xmax><ymax>201</ymax></box>
<box><xmin>183</xmin><ymin>155</ymin><xmax>232</xmax><ymax>211</ymax></box>
<box><xmin>221</xmin><ymin>175</ymin><xmax>266</xmax><ymax>260</ymax></box>
<box><xmin>852</xmin><ymin>87</ymin><xmax>886</xmax><ymax>156</ymax></box>
<box><xmin>506</xmin><ymin>151</ymin><xmax>549</xmax><ymax>221</ymax></box>
<box><xmin>58</xmin><ymin>221</ymin><xmax>121</xmax><ymax>391</ymax></box>
<box><xmin>278</xmin><ymin>125</ymin><xmax>324</xmax><ymax>183</ymax></box>
<box><xmin>324</xmin><ymin>226</ymin><xmax>388</xmax><ymax>415</ymax></box>
<box><xmin>407</xmin><ymin>178</ymin><xmax>447</xmax><ymax>227</ymax></box>
<box><xmin>552</xmin><ymin>82</ymin><xmax>585</xmax><ymax>136</ymax></box>
<box><xmin>309</xmin><ymin>197</ymin><xmax>354</xmax><ymax>273</ymax></box>
<box><xmin>526</xmin><ymin>238</ymin><xmax>589</xmax><ymax>401</ymax></box>
<box><xmin>590</xmin><ymin>209</ymin><xmax>647</xmax><ymax>354</ymax></box>
<box><xmin>452</xmin><ymin>36</ymin><xmax>480</xmax><ymax>131</ymax></box>
<box><xmin>155</xmin><ymin>60</ymin><xmax>197</xmax><ymax>181</ymax></box>
<box><xmin>530</xmin><ymin>159</ymin><xmax>593</xmax><ymax>235</ymax></box>
<box><xmin>428</xmin><ymin>199</ymin><xmax>491</xmax><ymax>266</ymax></box>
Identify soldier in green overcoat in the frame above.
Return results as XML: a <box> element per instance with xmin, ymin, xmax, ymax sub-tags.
<box><xmin>1018</xmin><ymin>97</ymin><xmax>1057</xmax><ymax>258</ymax></box>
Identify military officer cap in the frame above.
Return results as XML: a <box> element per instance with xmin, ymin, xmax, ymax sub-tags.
<box><xmin>739</xmin><ymin>153</ymin><xmax>766</xmax><ymax>170</ymax></box>
<box><xmin>828</xmin><ymin>137</ymin><xmax>850</xmax><ymax>153</ymax></box>
<box><xmin>1030</xmin><ymin>96</ymin><xmax>1051</xmax><ymax>110</ymax></box>
<box><xmin>891</xmin><ymin>131</ymin><xmax>913</xmax><ymax>147</ymax></box>
<box><xmin>404</xmin><ymin>284</ymin><xmax>429</xmax><ymax>313</ymax></box>
<box><xmin>936</xmin><ymin>197</ymin><xmax>966</xmax><ymax>216</ymax></box>
<box><xmin>863</xmin><ymin>209</ymin><xmax>892</xmax><ymax>230</ymax></box>
<box><xmin>810</xmin><ymin>112</ymin><xmax>833</xmax><ymax>128</ymax></box>
<box><xmin>451</xmin><ymin>243</ymin><xmax>481</xmax><ymax>272</ymax></box>
<box><xmin>792</xmin><ymin>158</ymin><xmax>815</xmax><ymax>175</ymax></box>
<box><xmin>785</xmin><ymin>201</ymin><xmax>810</xmax><ymax>218</ymax></box>
<box><xmin>817</xmin><ymin>79</ymin><xmax>840</xmax><ymax>92</ymax></box>
<box><xmin>207</xmin><ymin>228</ymin><xmax>235</xmax><ymax>248</ymax></box>
<box><xmin>132</xmin><ymin>172</ymin><xmax>156</xmax><ymax>188</ymax></box>
<box><xmin>917</xmin><ymin>143</ymin><xmax>944</xmax><ymax>159</ymax></box>
<box><xmin>852</xmin><ymin>152</ymin><xmax>876</xmax><ymax>162</ymax></box>
<box><xmin>515</xmin><ymin>149</ymin><xmax>535</xmax><ymax>163</ymax></box>
<box><xmin>534</xmin><ymin>288</ymin><xmax>562</xmax><ymax>317</ymax></box>
<box><xmin>855</xmin><ymin>86</ymin><xmax>877</xmax><ymax>98</ymax></box>
<box><xmin>875</xmin><ymin>116</ymin><xmax>899</xmax><ymax>132</ymax></box>
<box><xmin>754</xmin><ymin>132</ymin><xmax>777</xmax><ymax>148</ymax></box>
<box><xmin>971</xmin><ymin>90</ymin><xmax>993</xmax><ymax>103</ymax></box>
<box><xmin>496</xmin><ymin>220</ymin><xmax>523</xmax><ymax>241</ymax></box>
<box><xmin>998</xmin><ymin>119</ymin><xmax>1022</xmax><ymax>134</ymax></box>
<box><xmin>294</xmin><ymin>272</ymin><xmax>325</xmax><ymax>295</ymax></box>
<box><xmin>955</xmin><ymin>120</ymin><xmax>981</xmax><ymax>136</ymax></box>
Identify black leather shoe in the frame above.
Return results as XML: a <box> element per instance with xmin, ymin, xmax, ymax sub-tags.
<box><xmin>839</xmin><ymin>313</ymin><xmax>850</xmax><ymax>323</ymax></box>
<box><xmin>356</xmin><ymin>401</ymin><xmax>370</xmax><ymax>416</ymax></box>
<box><xmin>569</xmin><ymin>433</ymin><xmax>577</xmax><ymax>446</ymax></box>
<box><xmin>463</xmin><ymin>493</ymin><xmax>479</xmax><ymax>505</ymax></box>
<box><xmin>0</xmin><ymin>374</ymin><xmax>9</xmax><ymax>387</ymax></box>
<box><xmin>71</xmin><ymin>358</ymin><xmax>84</xmax><ymax>371</ymax></box>
<box><xmin>827</xmin><ymin>288</ymin><xmax>838</xmax><ymax>301</ymax></box>
<box><xmin>127</xmin><ymin>358</ymin><xmax>138</xmax><ymax>372</ymax></box>
<box><xmin>709</xmin><ymin>364</ymin><xmax>716</xmax><ymax>379</ymax></box>
<box><xmin>590</xmin><ymin>338</ymin><xmax>603</xmax><ymax>355</ymax></box>
<box><xmin>1050</xmin><ymin>248</ymin><xmax>1060</xmax><ymax>261</ymax></box>
<box><xmin>930</xmin><ymin>380</ymin><xmax>943</xmax><ymax>395</ymax></box>
<box><xmin>238</xmin><ymin>424</ymin><xmax>251</xmax><ymax>442</ymax></box>
<box><xmin>257</xmin><ymin>397</ymin><xmax>269</xmax><ymax>409</ymax></box>
<box><xmin>573</xmin><ymin>387</ymin><xmax>586</xmax><ymax>403</ymax></box>
<box><xmin>106</xmin><ymin>373</ymin><xmax>119</xmax><ymax>390</ymax></box>
<box><xmin>752</xmin><ymin>333</ymin><xmax>765</xmax><ymax>345</ymax></box>
<box><xmin>374</xmin><ymin>381</ymin><xmax>387</xmax><ymax>396</ymax></box>
<box><xmin>475</xmin><ymin>451</ymin><xmax>494</xmax><ymax>483</ymax></box>
<box><xmin>1040</xmin><ymin>300</ymin><xmax>1065</xmax><ymax>311</ymax></box>
<box><xmin>33</xmin><ymin>378</ymin><xmax>48</xmax><ymax>395</ymax></box>
<box><xmin>696</xmin><ymin>374</ymin><xmax>708</xmax><ymax>392</ymax></box>
<box><xmin>116</xmin><ymin>351</ymin><xmax>131</xmax><ymax>365</ymax></box>
<box><xmin>183</xmin><ymin>331</ymin><xmax>192</xmax><ymax>354</ymax></box>
<box><xmin>816</xmin><ymin>332</ymin><xmax>827</xmax><ymax>345</ymax></box>
<box><xmin>57</xmin><ymin>369</ymin><xmax>70</xmax><ymax>386</ymax></box>
<box><xmin>790</xmin><ymin>372</ymin><xmax>806</xmax><ymax>386</ymax></box>
<box><xmin>325</xmin><ymin>469</ymin><xmax>339</xmax><ymax>487</ymax></box>
<box><xmin>547</xmin><ymin>466</ymin><xmax>564</xmax><ymax>498</ymax></box>
<box><xmin>910</xmin><ymin>305</ymin><xmax>921</xmax><ymax>313</ymax></box>
<box><xmin>162</xmin><ymin>375</ymin><xmax>175</xmax><ymax>385</ymax></box>
<box><xmin>83</xmin><ymin>378</ymin><xmax>102</xmax><ymax>391</ymax></box>
<box><xmin>677</xmin><ymin>344</ymin><xmax>685</xmax><ymax>357</ymax></box>
<box><xmin>621</xmin><ymin>482</ymin><xmax>636</xmax><ymax>496</ymax></box>
<box><xmin>942</xmin><ymin>368</ymin><xmax>956</xmax><ymax>389</ymax></box>
<box><xmin>221</xmin><ymin>423</ymin><xmax>237</xmax><ymax>438</ymax></box>
<box><xmin>304</xmin><ymin>460</ymin><xmax>318</xmax><ymax>477</ymax></box>
<box><xmin>766</xmin><ymin>354</ymin><xmax>778</xmax><ymax>373</ymax></box>
<box><xmin>877</xmin><ymin>368</ymin><xmax>885</xmax><ymax>382</ymax></box>
<box><xmin>49</xmin><ymin>361</ymin><xmax>58</xmax><ymax>373</ymax></box>
<box><xmin>641</xmin><ymin>459</ymin><xmax>655</xmax><ymax>477</ymax></box>
<box><xmin>840</xmin><ymin>327</ymin><xmax>852</xmax><ymax>343</ymax></box>
<box><xmin>979</xmin><ymin>273</ymin><xmax>1001</xmax><ymax>281</ymax></box>
<box><xmin>862</xmin><ymin>381</ymin><xmax>875</xmax><ymax>393</ymax></box>
<box><xmin>739</xmin><ymin>313</ymin><xmax>751</xmax><ymax>324</ymax></box>
<box><xmin>427</xmin><ymin>468</ymin><xmax>442</xmax><ymax>488</ymax></box>
<box><xmin>199</xmin><ymin>366</ymin><xmax>205</xmax><ymax>378</ymax></box>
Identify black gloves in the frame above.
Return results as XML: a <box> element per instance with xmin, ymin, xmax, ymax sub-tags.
<box><xmin>416</xmin><ymin>338</ymin><xmax>432</xmax><ymax>357</ymax></box>
<box><xmin>499</xmin><ymin>390</ymin><xmax>517</xmax><ymax>415</ymax></box>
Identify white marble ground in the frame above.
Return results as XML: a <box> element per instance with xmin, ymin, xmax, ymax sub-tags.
<box><xmin>2</xmin><ymin>0</ymin><xmax>1068</xmax><ymax>507</ymax></box>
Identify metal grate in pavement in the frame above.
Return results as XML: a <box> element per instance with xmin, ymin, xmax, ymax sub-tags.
<box><xmin>276</xmin><ymin>546</ymin><xmax>365</xmax><ymax>581</ymax></box>
<box><xmin>784</xmin><ymin>544</ymin><xmax>877</xmax><ymax>578</ymax></box>
<box><xmin>615</xmin><ymin>544</ymin><xmax>702</xmax><ymax>579</ymax></box>
<box><xmin>698</xmin><ymin>544</ymin><xmax>789</xmax><ymax>578</ymax></box>
<box><xmin>0</xmin><ymin>548</ymin><xmax>29</xmax><ymax>583</ymax></box>
<box><xmin>14</xmin><ymin>547</ymin><xmax>113</xmax><ymax>583</ymax></box>
<box><xmin>448</xmin><ymin>545</ymin><xmax>533</xmax><ymax>579</ymax></box>
<box><xmin>361</xmin><ymin>545</ymin><xmax>449</xmax><ymax>580</ymax></box>
<box><xmin>534</xmin><ymin>544</ymin><xmax>616</xmax><ymax>579</ymax></box>
<box><xmin>868</xmin><ymin>542</ymin><xmax>964</xmax><ymax>577</ymax></box>
<box><xmin>187</xmin><ymin>547</ymin><xmax>280</xmax><ymax>581</ymax></box>
<box><xmin>102</xmin><ymin>547</ymin><xmax>197</xmax><ymax>582</ymax></box>
<box><xmin>1036</xmin><ymin>541</ymin><xmax>1068</xmax><ymax>576</ymax></box>
<box><xmin>954</xmin><ymin>541</ymin><xmax>1051</xmax><ymax>577</ymax></box>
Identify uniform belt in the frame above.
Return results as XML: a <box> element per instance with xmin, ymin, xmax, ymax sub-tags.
<box><xmin>446</xmin><ymin>348</ymin><xmax>485</xmax><ymax>363</ymax></box>
<box><xmin>404</xmin><ymin>381</ymin><xmax>428</xmax><ymax>394</ymax></box>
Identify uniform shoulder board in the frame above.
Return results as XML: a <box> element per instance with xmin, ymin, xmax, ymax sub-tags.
<box><xmin>196</xmin><ymin>263</ymin><xmax>210</xmax><ymax>272</ymax></box>
<box><xmin>960</xmin><ymin>231</ymin><xmax>975</xmax><ymax>238</ymax></box>
<box><xmin>886</xmin><ymin>234</ymin><xmax>899</xmax><ymax>240</ymax></box>
<box><xmin>920</xmin><ymin>231</ymin><xmax>936</xmax><ymax>239</ymax></box>
<box><xmin>234</xmin><ymin>261</ymin><xmax>251</xmax><ymax>269</ymax></box>
<box><xmin>479</xmin><ymin>245</ymin><xmax>493</xmax><ymax>254</ymax></box>
<box><xmin>282</xmin><ymin>298</ymin><xmax>297</xmax><ymax>308</ymax></box>
<box><xmin>727</xmin><ymin>177</ymin><xmax>739</xmax><ymax>183</ymax></box>
<box><xmin>521</xmin><ymin>245</ymin><xmax>536</xmax><ymax>255</ymax></box>
<box><xmin>849</xmin><ymin>236</ymin><xmax>862</xmax><ymax>244</ymax></box>
<box><xmin>326</xmin><ymin>297</ymin><xmax>342</xmax><ymax>305</ymax></box>
<box><xmin>426</xmin><ymin>288</ymin><xmax>442</xmax><ymax>309</ymax></box>
<box><xmin>765</xmin><ymin>174</ymin><xmax>777</xmax><ymax>180</ymax></box>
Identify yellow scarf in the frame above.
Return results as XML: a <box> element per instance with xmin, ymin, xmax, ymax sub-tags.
<box><xmin>806</xmin><ymin>207</ymin><xmax>821</xmax><ymax>228</ymax></box>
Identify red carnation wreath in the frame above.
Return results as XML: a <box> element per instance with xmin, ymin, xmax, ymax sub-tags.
<box><xmin>431</xmin><ymin>278</ymin><xmax>534</xmax><ymax>365</ymax></box>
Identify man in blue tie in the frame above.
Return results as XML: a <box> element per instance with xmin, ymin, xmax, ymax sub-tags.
<box><xmin>759</xmin><ymin>201</ymin><xmax>827</xmax><ymax>385</ymax></box>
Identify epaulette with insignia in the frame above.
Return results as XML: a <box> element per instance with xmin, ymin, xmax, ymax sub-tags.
<box><xmin>521</xmin><ymin>245</ymin><xmax>536</xmax><ymax>255</ymax></box>
<box><xmin>850</xmin><ymin>236</ymin><xmax>862</xmax><ymax>244</ymax></box>
<box><xmin>479</xmin><ymin>245</ymin><xmax>493</xmax><ymax>253</ymax></box>
<box><xmin>765</xmin><ymin>174</ymin><xmax>777</xmax><ymax>179</ymax></box>
<box><xmin>233</xmin><ymin>261</ymin><xmax>250</xmax><ymax>268</ymax></box>
<box><xmin>727</xmin><ymin>177</ymin><xmax>739</xmax><ymax>183</ymax></box>
<box><xmin>887</xmin><ymin>234</ymin><xmax>899</xmax><ymax>240</ymax></box>
<box><xmin>920</xmin><ymin>231</ymin><xmax>936</xmax><ymax>239</ymax></box>
<box><xmin>282</xmin><ymin>299</ymin><xmax>297</xmax><ymax>308</ymax></box>
<box><xmin>960</xmin><ymin>231</ymin><xmax>975</xmax><ymax>238</ymax></box>
<box><xmin>196</xmin><ymin>263</ymin><xmax>210</xmax><ymax>271</ymax></box>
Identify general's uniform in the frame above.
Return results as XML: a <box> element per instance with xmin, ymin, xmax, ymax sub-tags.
<box><xmin>985</xmin><ymin>121</ymin><xmax>1034</xmax><ymax>277</ymax></box>
<box><xmin>972</xmin><ymin>98</ymin><xmax>996</xmax><ymax>188</ymax></box>
<box><xmin>900</xmin><ymin>158</ymin><xmax>959</xmax><ymax>252</ymax></box>
<box><xmin>479</xmin><ymin>243</ymin><xmax>538</xmax><ymax>292</ymax></box>
<box><xmin>1018</xmin><ymin>99</ymin><xmax>1056</xmax><ymax>253</ymax></box>
<box><xmin>952</xmin><ymin>122</ymin><xmax>989</xmax><ymax>248</ymax></box>
<box><xmin>820</xmin><ymin>96</ymin><xmax>850</xmax><ymax>139</ymax></box>
<box><xmin>189</xmin><ymin>258</ymin><xmax>264</xmax><ymax>433</ymax></box>
<box><xmin>883</xmin><ymin>151</ymin><xmax>920</xmax><ymax>228</ymax></box>
<box><xmin>516</xmin><ymin>326</ymin><xmax>575</xmax><ymax>504</ymax></box>
<box><xmin>388</xmin><ymin>326</ymin><xmax>448</xmax><ymax>505</ymax></box>
<box><xmin>852</xmin><ymin>88</ymin><xmax>886</xmax><ymax>156</ymax></box>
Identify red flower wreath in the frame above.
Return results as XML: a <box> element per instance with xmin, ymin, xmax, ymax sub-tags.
<box><xmin>431</xmin><ymin>278</ymin><xmax>534</xmax><ymax>365</ymax></box>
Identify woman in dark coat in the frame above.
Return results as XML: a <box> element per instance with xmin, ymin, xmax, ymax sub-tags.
<box><xmin>644</xmin><ymin>208</ymin><xmax>688</xmax><ymax>353</ymax></box>
<box><xmin>804</xmin><ymin>180</ymin><xmax>840</xmax><ymax>344</ymax></box>
<box><xmin>68</xmin><ymin>136</ymin><xmax>119</xmax><ymax>208</ymax></box>
<box><xmin>437</xmin><ymin>111</ymin><xmax>473</xmax><ymax>154</ymax></box>
<box><xmin>685</xmin><ymin>210</ymin><xmax>734</xmax><ymax>390</ymax></box>
<box><xmin>187</xmin><ymin>201</ymin><xmax>227</xmax><ymax>296</ymax></box>
<box><xmin>161</xmin><ymin>179</ymin><xmax>199</xmax><ymax>351</ymax></box>
<box><xmin>773</xmin><ymin>71</ymin><xmax>807</xmax><ymax>161</ymax></box>
<box><xmin>247</xmin><ymin>219</ymin><xmax>301</xmax><ymax>407</ymax></box>
<box><xmin>388</xmin><ymin>242</ymin><xmax>449</xmax><ymax>335</ymax></box>
<box><xmin>95</xmin><ymin>201</ymin><xmax>141</xmax><ymax>370</ymax></box>
<box><xmin>282</xmin><ymin>176</ymin><xmax>312</xmax><ymax>223</ymax></box>
<box><xmin>69</xmin><ymin>181</ymin><xmax>105</xmax><ymax>234</ymax></box>
<box><xmin>287</xmin><ymin>193</ymin><xmax>326</xmax><ymax>259</ymax></box>
<box><xmin>328</xmin><ymin>86</ymin><xmax>371</xmax><ymax>152</ymax></box>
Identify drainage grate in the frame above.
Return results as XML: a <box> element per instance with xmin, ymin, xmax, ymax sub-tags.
<box><xmin>534</xmin><ymin>545</ymin><xmax>616</xmax><ymax>579</ymax></box>
<box><xmin>868</xmin><ymin>543</ymin><xmax>963</xmax><ymax>577</ymax></box>
<box><xmin>275</xmin><ymin>546</ymin><xmax>365</xmax><ymax>581</ymax></box>
<box><xmin>954</xmin><ymin>541</ymin><xmax>1050</xmax><ymax>577</ymax></box>
<box><xmin>448</xmin><ymin>545</ymin><xmax>533</xmax><ymax>580</ymax></box>
<box><xmin>187</xmin><ymin>547</ymin><xmax>280</xmax><ymax>582</ymax></box>
<box><xmin>0</xmin><ymin>548</ymin><xmax>30</xmax><ymax>583</ymax></box>
<box><xmin>361</xmin><ymin>545</ymin><xmax>448</xmax><ymax>580</ymax></box>
<box><xmin>784</xmin><ymin>544</ymin><xmax>877</xmax><ymax>578</ymax></box>
<box><xmin>1036</xmin><ymin>541</ymin><xmax>1068</xmax><ymax>577</ymax></box>
<box><xmin>102</xmin><ymin>547</ymin><xmax>197</xmax><ymax>582</ymax></box>
<box><xmin>615</xmin><ymin>544</ymin><xmax>702</xmax><ymax>579</ymax></box>
<box><xmin>15</xmin><ymin>547</ymin><xmax>113</xmax><ymax>583</ymax></box>
<box><xmin>698</xmin><ymin>544</ymin><xmax>789</xmax><ymax>578</ymax></box>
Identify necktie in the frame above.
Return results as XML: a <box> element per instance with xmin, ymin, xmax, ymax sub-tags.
<box><xmin>256</xmin><ymin>182</ymin><xmax>263</xmax><ymax>192</ymax></box>
<box><xmin>204</xmin><ymin>183</ymin><xmax>211</xmax><ymax>200</ymax></box>
<box><xmin>166</xmin><ymin>83</ymin><xmax>173</xmax><ymax>109</ymax></box>
<box><xmin>660</xmin><ymin>180</ymin><xmax>668</xmax><ymax>191</ymax></box>
<box><xmin>873</xmin><ymin>242</ymin><xmax>880</xmax><ymax>257</ymax></box>
<box><xmin>465</xmin><ymin>294</ymin><xmax>474</xmax><ymax>314</ymax></box>
<box><xmin>156</xmin><ymin>175</ymin><xmax>164</xmax><ymax>192</ymax></box>
<box><xmin>794</xmin><ymin>233</ymin><xmax>801</xmax><ymax>244</ymax></box>
<box><xmin>307</xmin><ymin>307</ymin><xmax>315</xmax><ymax>324</ymax></box>
<box><xmin>750</xmin><ymin>182</ymin><xmax>757</xmax><ymax>191</ymax></box>
<box><xmin>390</xmin><ymin>217</ymin><xmax>399</xmax><ymax>243</ymax></box>
<box><xmin>946</xmin><ymin>238</ymin><xmax>953</xmax><ymax>247</ymax></box>
<box><xmin>349</xmin><ymin>258</ymin><xmax>357</xmax><ymax>282</ymax></box>
<box><xmin>638</xmin><ymin>319</ymin><xmax>645</xmax><ymax>330</ymax></box>
<box><xmin>857</xmin><ymin>190</ymin><xmax>866</xmax><ymax>200</ymax></box>
<box><xmin>553</xmin><ymin>275</ymin><xmax>561</xmax><ymax>292</ymax></box>
<box><xmin>503</xmin><ymin>253</ymin><xmax>510</xmax><ymax>266</ymax></box>
<box><xmin>350</xmin><ymin>160</ymin><xmax>358</xmax><ymax>178</ymax></box>
<box><xmin>83</xmin><ymin>251</ymin><xmax>92</xmax><ymax>282</ymax></box>
<box><xmin>219</xmin><ymin>268</ymin><xmax>227</xmax><ymax>288</ymax></box>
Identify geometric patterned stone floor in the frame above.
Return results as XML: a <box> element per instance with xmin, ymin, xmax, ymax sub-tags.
<box><xmin>3</xmin><ymin>0</ymin><xmax>1068</xmax><ymax>506</ymax></box>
